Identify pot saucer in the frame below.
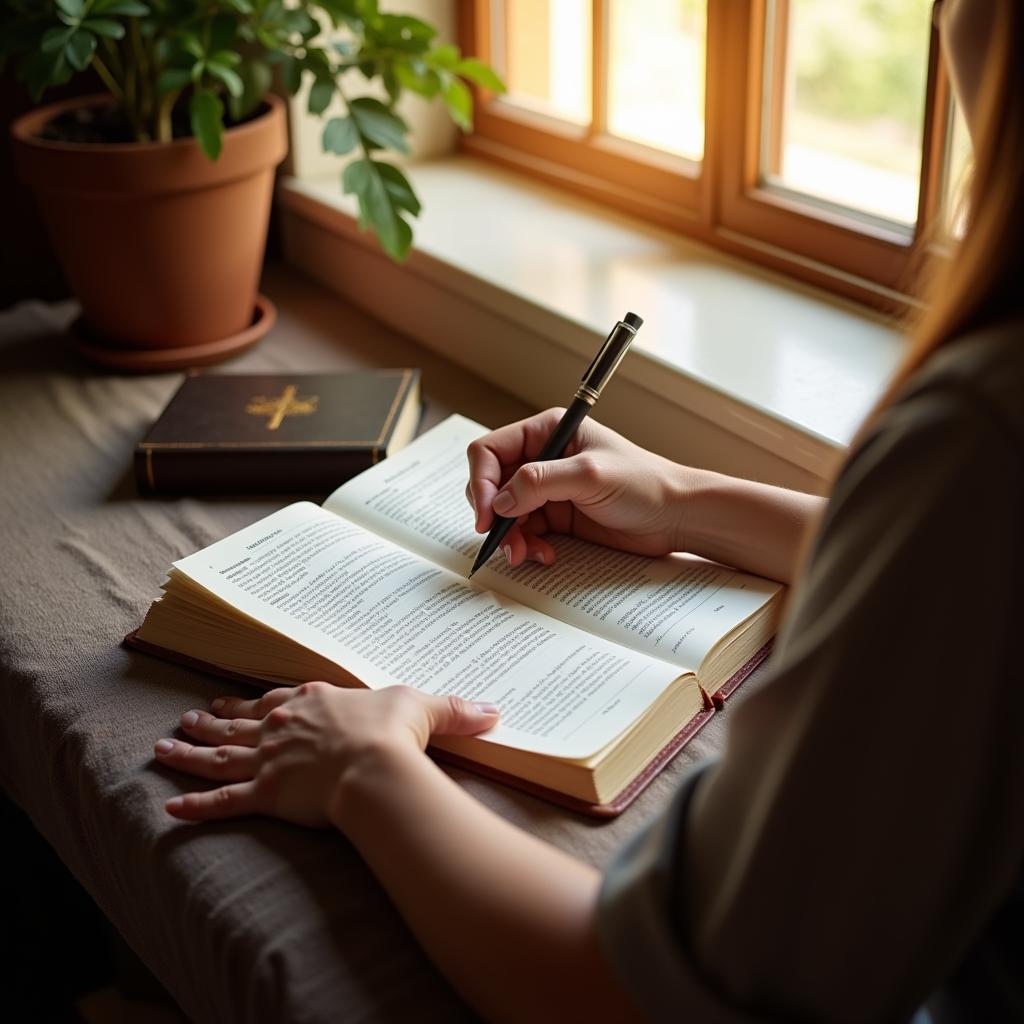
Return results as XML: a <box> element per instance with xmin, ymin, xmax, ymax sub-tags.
<box><xmin>71</xmin><ymin>293</ymin><xmax>276</xmax><ymax>373</ymax></box>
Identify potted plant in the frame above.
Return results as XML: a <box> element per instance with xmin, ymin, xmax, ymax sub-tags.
<box><xmin>4</xmin><ymin>1</ymin><xmax>503</xmax><ymax>370</ymax></box>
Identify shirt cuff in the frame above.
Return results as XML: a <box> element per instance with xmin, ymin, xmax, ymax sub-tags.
<box><xmin>597</xmin><ymin>761</ymin><xmax>767</xmax><ymax>1024</ymax></box>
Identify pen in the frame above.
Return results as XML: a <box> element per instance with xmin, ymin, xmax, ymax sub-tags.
<box><xmin>468</xmin><ymin>311</ymin><xmax>643</xmax><ymax>577</ymax></box>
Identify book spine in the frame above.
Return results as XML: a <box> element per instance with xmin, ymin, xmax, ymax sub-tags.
<box><xmin>709</xmin><ymin>641</ymin><xmax>774</xmax><ymax>708</ymax></box>
<box><xmin>134</xmin><ymin>447</ymin><xmax>378</xmax><ymax>495</ymax></box>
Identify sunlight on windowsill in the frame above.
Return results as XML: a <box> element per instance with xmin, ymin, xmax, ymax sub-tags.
<box><xmin>280</xmin><ymin>154</ymin><xmax>905</xmax><ymax>459</ymax></box>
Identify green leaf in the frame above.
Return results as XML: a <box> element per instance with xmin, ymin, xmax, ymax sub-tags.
<box><xmin>302</xmin><ymin>47</ymin><xmax>332</xmax><ymax>76</ymax></box>
<box><xmin>322</xmin><ymin>116</ymin><xmax>359</xmax><ymax>155</ymax></box>
<box><xmin>355</xmin><ymin>0</ymin><xmax>380</xmax><ymax>21</ymax></box>
<box><xmin>41</xmin><ymin>27</ymin><xmax>75</xmax><ymax>54</ymax></box>
<box><xmin>56</xmin><ymin>0</ymin><xmax>86</xmax><ymax>18</ymax></box>
<box><xmin>208</xmin><ymin>62</ymin><xmax>243</xmax><ymax>98</ymax></box>
<box><xmin>308</xmin><ymin>78</ymin><xmax>334</xmax><ymax>115</ymax></box>
<box><xmin>428</xmin><ymin>43</ymin><xmax>459</xmax><ymax>69</ymax></box>
<box><xmin>348</xmin><ymin>96</ymin><xmax>409</xmax><ymax>152</ymax></box>
<box><xmin>377</xmin><ymin>14</ymin><xmax>435</xmax><ymax>52</ymax></box>
<box><xmin>280</xmin><ymin>55</ymin><xmax>302</xmax><ymax>95</ymax></box>
<box><xmin>156</xmin><ymin>67</ymin><xmax>191</xmax><ymax>95</ymax></box>
<box><xmin>454</xmin><ymin>58</ymin><xmax>505</xmax><ymax>94</ymax></box>
<box><xmin>318</xmin><ymin>0</ymin><xmax>354</xmax><ymax>29</ymax></box>
<box><xmin>342</xmin><ymin>157</ymin><xmax>413</xmax><ymax>261</ymax></box>
<box><xmin>255</xmin><ymin>26</ymin><xmax>281</xmax><ymax>49</ymax></box>
<box><xmin>65</xmin><ymin>30</ymin><xmax>97</xmax><ymax>72</ymax></box>
<box><xmin>382</xmin><ymin>67</ymin><xmax>400</xmax><ymax>105</ymax></box>
<box><xmin>93</xmin><ymin>0</ymin><xmax>150</xmax><ymax>14</ymax></box>
<box><xmin>282</xmin><ymin>8</ymin><xmax>316</xmax><ymax>38</ymax></box>
<box><xmin>441</xmin><ymin>75</ymin><xmax>472</xmax><ymax>132</ymax></box>
<box><xmin>228</xmin><ymin>58</ymin><xmax>272</xmax><ymax>121</ymax></box>
<box><xmin>22</xmin><ymin>48</ymin><xmax>72</xmax><ymax>101</ymax></box>
<box><xmin>82</xmin><ymin>19</ymin><xmax>126</xmax><ymax>40</ymax></box>
<box><xmin>376</xmin><ymin>162</ymin><xmax>421</xmax><ymax>217</ymax></box>
<box><xmin>394</xmin><ymin>61</ymin><xmax>439</xmax><ymax>98</ymax></box>
<box><xmin>190</xmin><ymin>88</ymin><xmax>224</xmax><ymax>160</ymax></box>
<box><xmin>92</xmin><ymin>1</ymin><xmax>150</xmax><ymax>14</ymax></box>
<box><xmin>179</xmin><ymin>32</ymin><xmax>204</xmax><ymax>60</ymax></box>
<box><xmin>209</xmin><ymin>49</ymin><xmax>241</xmax><ymax>67</ymax></box>
<box><xmin>221</xmin><ymin>0</ymin><xmax>253</xmax><ymax>12</ymax></box>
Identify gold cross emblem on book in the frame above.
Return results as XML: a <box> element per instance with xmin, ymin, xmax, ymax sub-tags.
<box><xmin>245</xmin><ymin>385</ymin><xmax>319</xmax><ymax>431</ymax></box>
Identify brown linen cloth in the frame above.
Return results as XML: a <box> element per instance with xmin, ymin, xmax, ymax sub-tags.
<box><xmin>0</xmin><ymin>269</ymin><xmax>762</xmax><ymax>1023</ymax></box>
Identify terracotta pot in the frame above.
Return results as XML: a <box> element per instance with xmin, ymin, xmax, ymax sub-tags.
<box><xmin>11</xmin><ymin>93</ymin><xmax>288</xmax><ymax>352</ymax></box>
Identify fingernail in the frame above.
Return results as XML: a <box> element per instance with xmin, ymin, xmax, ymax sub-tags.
<box><xmin>502</xmin><ymin>544</ymin><xmax>512</xmax><ymax>564</ymax></box>
<box><xmin>211</xmin><ymin>698</ymin><xmax>225</xmax><ymax>712</ymax></box>
<box><xmin>166</xmin><ymin>797</ymin><xmax>183</xmax><ymax>813</ymax></box>
<box><xmin>473</xmin><ymin>702</ymin><xmax>500</xmax><ymax>715</ymax></box>
<box><xmin>155</xmin><ymin>739</ymin><xmax>175</xmax><ymax>755</ymax></box>
<box><xmin>532</xmin><ymin>550</ymin><xmax>546</xmax><ymax>565</ymax></box>
<box><xmin>181</xmin><ymin>710</ymin><xmax>199</xmax><ymax>727</ymax></box>
<box><xmin>493</xmin><ymin>491</ymin><xmax>514</xmax><ymax>515</ymax></box>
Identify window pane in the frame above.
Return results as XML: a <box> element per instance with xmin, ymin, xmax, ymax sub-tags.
<box><xmin>496</xmin><ymin>0</ymin><xmax>592</xmax><ymax>126</ymax></box>
<box><xmin>606</xmin><ymin>0</ymin><xmax>706</xmax><ymax>161</ymax></box>
<box><xmin>763</xmin><ymin>0</ymin><xmax>933</xmax><ymax>225</ymax></box>
<box><xmin>944</xmin><ymin>99</ymin><xmax>971</xmax><ymax>237</ymax></box>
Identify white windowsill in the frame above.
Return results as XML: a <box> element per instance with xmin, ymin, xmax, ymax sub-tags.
<box><xmin>278</xmin><ymin>155</ymin><xmax>905</xmax><ymax>489</ymax></box>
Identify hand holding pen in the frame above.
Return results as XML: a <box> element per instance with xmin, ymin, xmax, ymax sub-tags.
<box><xmin>466</xmin><ymin>314</ymin><xmax>645</xmax><ymax>575</ymax></box>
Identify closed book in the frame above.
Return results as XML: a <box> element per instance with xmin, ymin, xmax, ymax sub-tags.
<box><xmin>135</xmin><ymin>370</ymin><xmax>421</xmax><ymax>495</ymax></box>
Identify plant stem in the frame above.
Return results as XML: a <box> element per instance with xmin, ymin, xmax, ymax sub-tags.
<box><xmin>156</xmin><ymin>88</ymin><xmax>182</xmax><ymax>143</ymax></box>
<box><xmin>130</xmin><ymin>19</ymin><xmax>150</xmax><ymax>120</ymax></box>
<box><xmin>90</xmin><ymin>55</ymin><xmax>124</xmax><ymax>103</ymax></box>
<box><xmin>145</xmin><ymin>31</ymin><xmax>162</xmax><ymax>140</ymax></box>
<box><xmin>101</xmin><ymin>36</ymin><xmax>124</xmax><ymax>79</ymax></box>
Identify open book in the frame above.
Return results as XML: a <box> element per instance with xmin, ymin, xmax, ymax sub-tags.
<box><xmin>129</xmin><ymin>415</ymin><xmax>783</xmax><ymax>815</ymax></box>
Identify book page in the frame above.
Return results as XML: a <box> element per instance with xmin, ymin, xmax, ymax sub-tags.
<box><xmin>324</xmin><ymin>415</ymin><xmax>781</xmax><ymax>671</ymax></box>
<box><xmin>171</xmin><ymin>501</ymin><xmax>683</xmax><ymax>760</ymax></box>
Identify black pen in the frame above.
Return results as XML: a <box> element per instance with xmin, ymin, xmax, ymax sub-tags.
<box><xmin>468</xmin><ymin>312</ymin><xmax>643</xmax><ymax>578</ymax></box>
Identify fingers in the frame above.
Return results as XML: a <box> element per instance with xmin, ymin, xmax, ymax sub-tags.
<box><xmin>491</xmin><ymin>453</ymin><xmax>603</xmax><ymax>519</ymax></box>
<box><xmin>179</xmin><ymin>708</ymin><xmax>262</xmax><ymax>747</ymax></box>
<box><xmin>466</xmin><ymin>409</ymin><xmax>566</xmax><ymax>532</ymax></box>
<box><xmin>207</xmin><ymin>687</ymin><xmax>295</xmax><ymax>722</ymax></box>
<box><xmin>165</xmin><ymin>780</ymin><xmax>260</xmax><ymax>821</ymax></box>
<box><xmin>501</xmin><ymin>523</ymin><xmax>556</xmax><ymax>569</ymax></box>
<box><xmin>154</xmin><ymin>738</ymin><xmax>259</xmax><ymax>782</ymax></box>
<box><xmin>414</xmin><ymin>689</ymin><xmax>500</xmax><ymax>737</ymax></box>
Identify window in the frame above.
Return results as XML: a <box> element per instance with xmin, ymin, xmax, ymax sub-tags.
<box><xmin>460</xmin><ymin>1</ymin><xmax>964</xmax><ymax>312</ymax></box>
<box><xmin>943</xmin><ymin>99</ymin><xmax>971</xmax><ymax>237</ymax></box>
<box><xmin>761</xmin><ymin>0</ymin><xmax>931</xmax><ymax>227</ymax></box>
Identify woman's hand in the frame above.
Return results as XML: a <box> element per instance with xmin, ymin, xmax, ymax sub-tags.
<box><xmin>154</xmin><ymin>683</ymin><xmax>499</xmax><ymax>828</ymax></box>
<box><xmin>466</xmin><ymin>408</ymin><xmax>691</xmax><ymax>568</ymax></box>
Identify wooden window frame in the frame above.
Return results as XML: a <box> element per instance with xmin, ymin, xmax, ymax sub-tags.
<box><xmin>459</xmin><ymin>0</ymin><xmax>954</xmax><ymax>314</ymax></box>
<box><xmin>459</xmin><ymin>1</ymin><xmax>708</xmax><ymax>232</ymax></box>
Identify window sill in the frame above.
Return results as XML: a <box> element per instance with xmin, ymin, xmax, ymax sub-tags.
<box><xmin>277</xmin><ymin>155</ymin><xmax>905</xmax><ymax>491</ymax></box>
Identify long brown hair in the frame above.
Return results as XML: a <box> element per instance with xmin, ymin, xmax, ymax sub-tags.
<box><xmin>791</xmin><ymin>1</ymin><xmax>1024</xmax><ymax>580</ymax></box>
<box><xmin>863</xmin><ymin>0</ymin><xmax>1024</xmax><ymax>431</ymax></box>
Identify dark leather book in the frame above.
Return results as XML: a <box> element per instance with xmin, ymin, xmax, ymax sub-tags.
<box><xmin>135</xmin><ymin>370</ymin><xmax>421</xmax><ymax>495</ymax></box>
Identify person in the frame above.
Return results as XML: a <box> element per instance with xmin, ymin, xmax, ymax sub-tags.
<box><xmin>153</xmin><ymin>0</ymin><xmax>1023</xmax><ymax>1019</ymax></box>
